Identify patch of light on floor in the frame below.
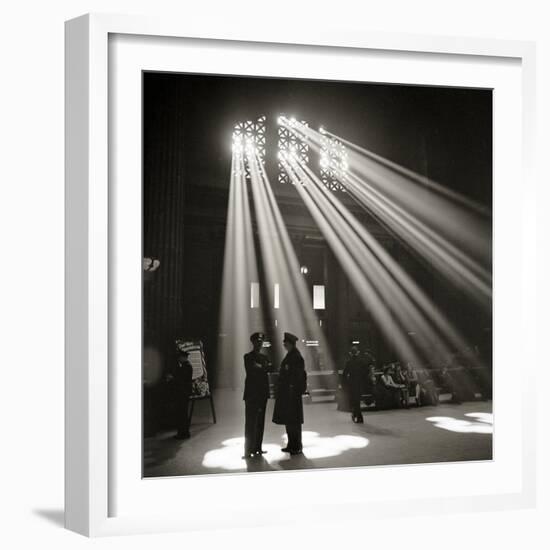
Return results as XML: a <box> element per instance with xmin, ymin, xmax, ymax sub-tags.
<box><xmin>425</xmin><ymin>413</ymin><xmax>493</xmax><ymax>434</ymax></box>
<box><xmin>464</xmin><ymin>412</ymin><xmax>493</xmax><ymax>424</ymax></box>
<box><xmin>201</xmin><ymin>431</ymin><xmax>369</xmax><ymax>470</ymax></box>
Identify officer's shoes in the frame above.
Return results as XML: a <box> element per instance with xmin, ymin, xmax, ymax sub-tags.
<box><xmin>281</xmin><ymin>447</ymin><xmax>291</xmax><ymax>453</ymax></box>
<box><xmin>242</xmin><ymin>452</ymin><xmax>256</xmax><ymax>459</ymax></box>
<box><xmin>255</xmin><ymin>450</ymin><xmax>268</xmax><ymax>455</ymax></box>
<box><xmin>289</xmin><ymin>449</ymin><xmax>303</xmax><ymax>456</ymax></box>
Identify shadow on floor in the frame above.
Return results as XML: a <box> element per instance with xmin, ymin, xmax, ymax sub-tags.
<box><xmin>245</xmin><ymin>456</ymin><xmax>277</xmax><ymax>472</ymax></box>
<box><xmin>144</xmin><ymin>437</ymin><xmax>186</xmax><ymax>468</ymax></box>
<box><xmin>33</xmin><ymin>509</ymin><xmax>64</xmax><ymax>528</ymax></box>
<box><xmin>275</xmin><ymin>454</ymin><xmax>315</xmax><ymax>470</ymax></box>
<box><xmin>358</xmin><ymin>423</ymin><xmax>396</xmax><ymax>436</ymax></box>
<box><xmin>144</xmin><ymin>423</ymin><xmax>219</xmax><ymax>468</ymax></box>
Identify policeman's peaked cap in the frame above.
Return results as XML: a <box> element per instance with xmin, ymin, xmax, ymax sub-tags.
<box><xmin>250</xmin><ymin>332</ymin><xmax>265</xmax><ymax>342</ymax></box>
<box><xmin>283</xmin><ymin>332</ymin><xmax>299</xmax><ymax>344</ymax></box>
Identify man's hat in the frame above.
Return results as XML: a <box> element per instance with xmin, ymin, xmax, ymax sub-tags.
<box><xmin>250</xmin><ymin>332</ymin><xmax>265</xmax><ymax>343</ymax></box>
<box><xmin>283</xmin><ymin>332</ymin><xmax>298</xmax><ymax>344</ymax></box>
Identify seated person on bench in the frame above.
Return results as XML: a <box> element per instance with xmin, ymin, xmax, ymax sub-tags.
<box><xmin>364</xmin><ymin>364</ymin><xmax>377</xmax><ymax>394</ymax></box>
<box><xmin>439</xmin><ymin>365</ymin><xmax>463</xmax><ymax>404</ymax></box>
<box><xmin>393</xmin><ymin>363</ymin><xmax>411</xmax><ymax>408</ymax></box>
<box><xmin>405</xmin><ymin>362</ymin><xmax>422</xmax><ymax>406</ymax></box>
<box><xmin>380</xmin><ymin>365</ymin><xmax>408</xmax><ymax>409</ymax></box>
<box><xmin>416</xmin><ymin>367</ymin><xmax>439</xmax><ymax>406</ymax></box>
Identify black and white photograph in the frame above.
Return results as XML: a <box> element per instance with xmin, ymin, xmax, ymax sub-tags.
<box><xmin>2</xmin><ymin>0</ymin><xmax>547</xmax><ymax>543</ymax></box>
<box><xmin>142</xmin><ymin>72</ymin><xmax>493</xmax><ymax>478</ymax></box>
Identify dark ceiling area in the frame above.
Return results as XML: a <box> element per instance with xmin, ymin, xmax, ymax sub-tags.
<box><xmin>143</xmin><ymin>71</ymin><xmax>492</xmax><ymax>208</ymax></box>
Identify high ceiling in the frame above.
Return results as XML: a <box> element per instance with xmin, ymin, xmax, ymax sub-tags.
<box><xmin>144</xmin><ymin>72</ymin><xmax>493</xmax><ymax>209</ymax></box>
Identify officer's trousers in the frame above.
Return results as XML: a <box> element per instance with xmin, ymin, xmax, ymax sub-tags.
<box><xmin>244</xmin><ymin>399</ymin><xmax>267</xmax><ymax>454</ymax></box>
<box><xmin>285</xmin><ymin>423</ymin><xmax>302</xmax><ymax>451</ymax></box>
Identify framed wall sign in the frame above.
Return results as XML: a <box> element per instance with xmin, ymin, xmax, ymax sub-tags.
<box><xmin>65</xmin><ymin>13</ymin><xmax>537</xmax><ymax>537</ymax></box>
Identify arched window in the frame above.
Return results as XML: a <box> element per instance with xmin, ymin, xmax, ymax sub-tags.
<box><xmin>320</xmin><ymin>134</ymin><xmax>348</xmax><ymax>192</ymax></box>
<box><xmin>278</xmin><ymin>117</ymin><xmax>309</xmax><ymax>185</ymax></box>
<box><xmin>232</xmin><ymin>115</ymin><xmax>266</xmax><ymax>179</ymax></box>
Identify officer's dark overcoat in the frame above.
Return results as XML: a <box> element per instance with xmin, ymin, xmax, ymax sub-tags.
<box><xmin>272</xmin><ymin>347</ymin><xmax>306</xmax><ymax>425</ymax></box>
<box><xmin>343</xmin><ymin>355</ymin><xmax>367</xmax><ymax>401</ymax></box>
<box><xmin>243</xmin><ymin>351</ymin><xmax>271</xmax><ymax>402</ymax></box>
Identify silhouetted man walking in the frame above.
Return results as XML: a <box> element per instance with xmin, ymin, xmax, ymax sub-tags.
<box><xmin>343</xmin><ymin>344</ymin><xmax>366</xmax><ymax>423</ymax></box>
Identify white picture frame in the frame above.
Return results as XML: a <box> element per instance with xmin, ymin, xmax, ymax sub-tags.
<box><xmin>65</xmin><ymin>13</ymin><xmax>537</xmax><ymax>537</ymax></box>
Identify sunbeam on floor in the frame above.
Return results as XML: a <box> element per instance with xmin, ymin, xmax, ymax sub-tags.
<box><xmin>144</xmin><ymin>389</ymin><xmax>492</xmax><ymax>477</ymax></box>
<box><xmin>202</xmin><ymin>432</ymin><xmax>369</xmax><ymax>471</ymax></box>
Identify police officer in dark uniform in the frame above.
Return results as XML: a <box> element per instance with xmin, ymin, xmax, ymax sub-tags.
<box><xmin>272</xmin><ymin>332</ymin><xmax>307</xmax><ymax>455</ymax></box>
<box><xmin>169</xmin><ymin>348</ymin><xmax>194</xmax><ymax>440</ymax></box>
<box><xmin>243</xmin><ymin>332</ymin><xmax>272</xmax><ymax>459</ymax></box>
<box><xmin>343</xmin><ymin>345</ymin><xmax>366</xmax><ymax>423</ymax></box>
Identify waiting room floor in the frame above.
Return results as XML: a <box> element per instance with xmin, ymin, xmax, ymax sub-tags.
<box><xmin>143</xmin><ymin>389</ymin><xmax>493</xmax><ymax>477</ymax></box>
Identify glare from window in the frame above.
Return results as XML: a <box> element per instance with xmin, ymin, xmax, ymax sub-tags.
<box><xmin>313</xmin><ymin>285</ymin><xmax>325</xmax><ymax>310</ymax></box>
<box><xmin>274</xmin><ymin>283</ymin><xmax>280</xmax><ymax>309</ymax></box>
<box><xmin>250</xmin><ymin>282</ymin><xmax>260</xmax><ymax>309</ymax></box>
